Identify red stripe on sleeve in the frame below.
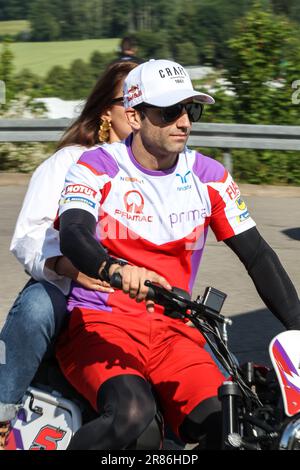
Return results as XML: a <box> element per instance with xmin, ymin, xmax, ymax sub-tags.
<box><xmin>218</xmin><ymin>169</ymin><xmax>228</xmax><ymax>183</ymax></box>
<box><xmin>207</xmin><ymin>185</ymin><xmax>235</xmax><ymax>241</ymax></box>
<box><xmin>78</xmin><ymin>161</ymin><xmax>105</xmax><ymax>176</ymax></box>
<box><xmin>100</xmin><ymin>182</ymin><xmax>112</xmax><ymax>205</ymax></box>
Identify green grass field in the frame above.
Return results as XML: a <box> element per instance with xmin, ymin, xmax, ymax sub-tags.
<box><xmin>0</xmin><ymin>20</ymin><xmax>30</xmax><ymax>35</ymax></box>
<box><xmin>5</xmin><ymin>38</ymin><xmax>120</xmax><ymax>76</ymax></box>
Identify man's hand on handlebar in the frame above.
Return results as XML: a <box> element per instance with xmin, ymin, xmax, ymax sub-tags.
<box><xmin>109</xmin><ymin>264</ymin><xmax>172</xmax><ymax>313</ymax></box>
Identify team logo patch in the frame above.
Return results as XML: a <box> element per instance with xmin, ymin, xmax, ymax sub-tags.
<box><xmin>65</xmin><ymin>184</ymin><xmax>97</xmax><ymax>198</ymax></box>
<box><xmin>236</xmin><ymin>210</ymin><xmax>250</xmax><ymax>223</ymax></box>
<box><xmin>123</xmin><ymin>190</ymin><xmax>144</xmax><ymax>214</ymax></box>
<box><xmin>176</xmin><ymin>171</ymin><xmax>191</xmax><ymax>184</ymax></box>
<box><xmin>120</xmin><ymin>176</ymin><xmax>144</xmax><ymax>184</ymax></box>
<box><xmin>127</xmin><ymin>84</ymin><xmax>142</xmax><ymax>103</ymax></box>
<box><xmin>235</xmin><ymin>197</ymin><xmax>247</xmax><ymax>211</ymax></box>
<box><xmin>226</xmin><ymin>181</ymin><xmax>240</xmax><ymax>200</ymax></box>
<box><xmin>114</xmin><ymin>190</ymin><xmax>153</xmax><ymax>222</ymax></box>
<box><xmin>176</xmin><ymin>171</ymin><xmax>192</xmax><ymax>191</ymax></box>
<box><xmin>63</xmin><ymin>196</ymin><xmax>96</xmax><ymax>208</ymax></box>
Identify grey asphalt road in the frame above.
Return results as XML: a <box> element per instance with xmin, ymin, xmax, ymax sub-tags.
<box><xmin>0</xmin><ymin>173</ymin><xmax>299</xmax><ymax>366</ymax></box>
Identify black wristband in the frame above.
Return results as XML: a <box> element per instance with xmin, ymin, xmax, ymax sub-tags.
<box><xmin>99</xmin><ymin>257</ymin><xmax>127</xmax><ymax>283</ymax></box>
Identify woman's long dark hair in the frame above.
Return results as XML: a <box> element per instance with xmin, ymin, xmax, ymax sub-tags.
<box><xmin>56</xmin><ymin>60</ymin><xmax>138</xmax><ymax>150</ymax></box>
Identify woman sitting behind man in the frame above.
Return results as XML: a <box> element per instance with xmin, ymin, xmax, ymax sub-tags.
<box><xmin>0</xmin><ymin>60</ymin><xmax>139</xmax><ymax>450</ymax></box>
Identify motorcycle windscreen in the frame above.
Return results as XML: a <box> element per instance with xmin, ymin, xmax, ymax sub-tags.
<box><xmin>269</xmin><ymin>330</ymin><xmax>300</xmax><ymax>417</ymax></box>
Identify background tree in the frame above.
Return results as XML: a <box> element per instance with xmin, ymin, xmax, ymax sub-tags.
<box><xmin>225</xmin><ymin>1</ymin><xmax>300</xmax><ymax>124</ymax></box>
<box><xmin>271</xmin><ymin>0</ymin><xmax>300</xmax><ymax>18</ymax></box>
<box><xmin>134</xmin><ymin>30</ymin><xmax>171</xmax><ymax>59</ymax></box>
<box><xmin>13</xmin><ymin>68</ymin><xmax>44</xmax><ymax>98</ymax></box>
<box><xmin>68</xmin><ymin>59</ymin><xmax>94</xmax><ymax>98</ymax></box>
<box><xmin>89</xmin><ymin>51</ymin><xmax>107</xmax><ymax>80</ymax></box>
<box><xmin>29</xmin><ymin>0</ymin><xmax>60</xmax><ymax>41</ymax></box>
<box><xmin>0</xmin><ymin>42</ymin><xmax>14</xmax><ymax>103</ymax></box>
<box><xmin>42</xmin><ymin>65</ymin><xmax>72</xmax><ymax>99</ymax></box>
<box><xmin>174</xmin><ymin>42</ymin><xmax>199</xmax><ymax>66</ymax></box>
<box><xmin>2</xmin><ymin>0</ymin><xmax>300</xmax><ymax>43</ymax></box>
<box><xmin>0</xmin><ymin>0</ymin><xmax>31</xmax><ymax>20</ymax></box>
<box><xmin>58</xmin><ymin>0</ymin><xmax>104</xmax><ymax>40</ymax></box>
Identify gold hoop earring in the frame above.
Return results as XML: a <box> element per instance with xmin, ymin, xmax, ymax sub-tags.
<box><xmin>98</xmin><ymin>119</ymin><xmax>111</xmax><ymax>143</ymax></box>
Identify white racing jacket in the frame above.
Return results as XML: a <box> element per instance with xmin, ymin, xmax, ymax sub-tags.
<box><xmin>10</xmin><ymin>144</ymin><xmax>99</xmax><ymax>294</ymax></box>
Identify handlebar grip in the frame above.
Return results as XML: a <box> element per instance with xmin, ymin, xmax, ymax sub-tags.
<box><xmin>110</xmin><ymin>272</ymin><xmax>155</xmax><ymax>300</ymax></box>
<box><xmin>110</xmin><ymin>272</ymin><xmax>123</xmax><ymax>289</ymax></box>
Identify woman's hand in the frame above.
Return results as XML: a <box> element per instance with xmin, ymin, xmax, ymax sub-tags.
<box><xmin>73</xmin><ymin>271</ymin><xmax>114</xmax><ymax>292</ymax></box>
<box><xmin>48</xmin><ymin>256</ymin><xmax>114</xmax><ymax>293</ymax></box>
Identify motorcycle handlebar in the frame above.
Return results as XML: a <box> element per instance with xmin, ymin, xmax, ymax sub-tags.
<box><xmin>110</xmin><ymin>272</ymin><xmax>230</xmax><ymax>325</ymax></box>
<box><xmin>110</xmin><ymin>272</ymin><xmax>157</xmax><ymax>300</ymax></box>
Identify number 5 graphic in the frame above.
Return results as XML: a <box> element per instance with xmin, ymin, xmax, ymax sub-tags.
<box><xmin>30</xmin><ymin>425</ymin><xmax>66</xmax><ymax>450</ymax></box>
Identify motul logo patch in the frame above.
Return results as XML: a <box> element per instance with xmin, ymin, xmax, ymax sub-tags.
<box><xmin>65</xmin><ymin>184</ymin><xmax>97</xmax><ymax>198</ymax></box>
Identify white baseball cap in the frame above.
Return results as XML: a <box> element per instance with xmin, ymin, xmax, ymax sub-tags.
<box><xmin>123</xmin><ymin>59</ymin><xmax>214</xmax><ymax>108</ymax></box>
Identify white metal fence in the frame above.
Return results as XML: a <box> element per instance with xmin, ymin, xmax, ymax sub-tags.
<box><xmin>1</xmin><ymin>120</ymin><xmax>300</xmax><ymax>173</ymax></box>
<box><xmin>1</xmin><ymin>119</ymin><xmax>300</xmax><ymax>149</ymax></box>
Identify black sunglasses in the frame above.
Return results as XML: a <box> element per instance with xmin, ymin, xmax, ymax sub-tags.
<box><xmin>111</xmin><ymin>96</ymin><xmax>124</xmax><ymax>105</ymax></box>
<box><xmin>142</xmin><ymin>102</ymin><xmax>203</xmax><ymax>123</ymax></box>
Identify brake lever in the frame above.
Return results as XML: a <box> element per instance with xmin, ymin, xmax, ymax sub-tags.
<box><xmin>145</xmin><ymin>281</ymin><xmax>230</xmax><ymax>324</ymax></box>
